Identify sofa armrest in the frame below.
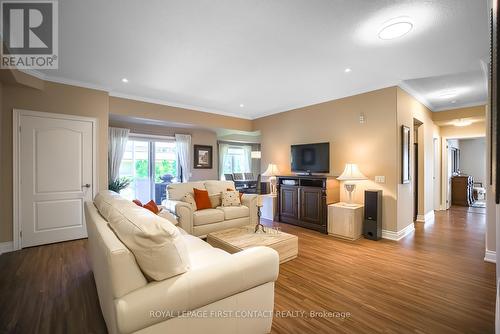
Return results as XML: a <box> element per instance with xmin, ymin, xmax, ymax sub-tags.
<box><xmin>114</xmin><ymin>246</ymin><xmax>279</xmax><ymax>334</ymax></box>
<box><xmin>241</xmin><ymin>194</ymin><xmax>258</xmax><ymax>225</ymax></box>
<box><xmin>163</xmin><ymin>200</ymin><xmax>193</xmax><ymax>234</ymax></box>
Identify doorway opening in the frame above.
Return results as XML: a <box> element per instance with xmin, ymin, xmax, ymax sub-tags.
<box><xmin>445</xmin><ymin>137</ymin><xmax>486</xmax><ymax>209</ymax></box>
<box><xmin>413</xmin><ymin>119</ymin><xmax>423</xmax><ymax>222</ymax></box>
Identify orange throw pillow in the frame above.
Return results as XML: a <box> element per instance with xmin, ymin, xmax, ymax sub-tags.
<box><xmin>143</xmin><ymin>200</ymin><xmax>160</xmax><ymax>214</ymax></box>
<box><xmin>132</xmin><ymin>199</ymin><xmax>143</xmax><ymax>207</ymax></box>
<box><xmin>227</xmin><ymin>188</ymin><xmax>243</xmax><ymax>201</ymax></box>
<box><xmin>193</xmin><ymin>188</ymin><xmax>212</xmax><ymax>210</ymax></box>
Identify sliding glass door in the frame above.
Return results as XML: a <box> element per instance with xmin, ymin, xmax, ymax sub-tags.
<box><xmin>119</xmin><ymin>137</ymin><xmax>178</xmax><ymax>204</ymax></box>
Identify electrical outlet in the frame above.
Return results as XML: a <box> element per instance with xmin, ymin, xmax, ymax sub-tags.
<box><xmin>375</xmin><ymin>176</ymin><xmax>386</xmax><ymax>183</ymax></box>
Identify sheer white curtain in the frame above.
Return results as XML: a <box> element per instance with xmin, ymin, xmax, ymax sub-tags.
<box><xmin>108</xmin><ymin>127</ymin><xmax>130</xmax><ymax>184</ymax></box>
<box><xmin>242</xmin><ymin>145</ymin><xmax>252</xmax><ymax>172</ymax></box>
<box><xmin>219</xmin><ymin>143</ymin><xmax>230</xmax><ymax>179</ymax></box>
<box><xmin>175</xmin><ymin>134</ymin><xmax>192</xmax><ymax>182</ymax></box>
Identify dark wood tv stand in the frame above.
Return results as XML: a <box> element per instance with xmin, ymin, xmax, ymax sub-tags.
<box><xmin>276</xmin><ymin>175</ymin><xmax>340</xmax><ymax>234</ymax></box>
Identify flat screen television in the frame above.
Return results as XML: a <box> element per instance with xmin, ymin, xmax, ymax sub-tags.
<box><xmin>291</xmin><ymin>142</ymin><xmax>329</xmax><ymax>174</ymax></box>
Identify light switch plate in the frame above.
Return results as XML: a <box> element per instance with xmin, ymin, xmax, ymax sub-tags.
<box><xmin>375</xmin><ymin>176</ymin><xmax>386</xmax><ymax>183</ymax></box>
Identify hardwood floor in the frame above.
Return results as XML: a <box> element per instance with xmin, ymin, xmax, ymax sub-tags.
<box><xmin>0</xmin><ymin>206</ymin><xmax>495</xmax><ymax>334</ymax></box>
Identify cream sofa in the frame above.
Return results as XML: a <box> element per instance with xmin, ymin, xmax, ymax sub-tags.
<box><xmin>163</xmin><ymin>180</ymin><xmax>258</xmax><ymax>237</ymax></box>
<box><xmin>85</xmin><ymin>192</ymin><xmax>279</xmax><ymax>334</ymax></box>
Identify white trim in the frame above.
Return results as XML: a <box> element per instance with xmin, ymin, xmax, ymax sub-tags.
<box><xmin>416</xmin><ymin>210</ymin><xmax>435</xmax><ymax>224</ymax></box>
<box><xmin>128</xmin><ymin>132</ymin><xmax>176</xmax><ymax>141</ymax></box>
<box><xmin>382</xmin><ymin>223</ymin><xmax>415</xmax><ymax>241</ymax></box>
<box><xmin>398</xmin><ymin>82</ymin><xmax>435</xmax><ymax>111</ymax></box>
<box><xmin>108</xmin><ymin>91</ymin><xmax>252</xmax><ymax>120</ymax></box>
<box><xmin>432</xmin><ymin>101</ymin><xmax>488</xmax><ymax>112</ymax></box>
<box><xmin>12</xmin><ymin>109</ymin><xmax>98</xmax><ymax>251</ymax></box>
<box><xmin>484</xmin><ymin>250</ymin><xmax>496</xmax><ymax>263</ymax></box>
<box><xmin>0</xmin><ymin>242</ymin><xmax>13</xmax><ymax>255</ymax></box>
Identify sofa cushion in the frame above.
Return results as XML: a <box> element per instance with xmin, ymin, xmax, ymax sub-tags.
<box><xmin>93</xmin><ymin>191</ymin><xmax>191</xmax><ymax>281</ymax></box>
<box><xmin>181</xmin><ymin>193</ymin><xmax>197</xmax><ymax>211</ymax></box>
<box><xmin>217</xmin><ymin>205</ymin><xmax>250</xmax><ymax>220</ymax></box>
<box><xmin>167</xmin><ymin>181</ymin><xmax>206</xmax><ymax>201</ymax></box>
<box><xmin>209</xmin><ymin>194</ymin><xmax>221</xmax><ymax>208</ymax></box>
<box><xmin>192</xmin><ymin>208</ymin><xmax>225</xmax><ymax>226</ymax></box>
<box><xmin>204</xmin><ymin>180</ymin><xmax>235</xmax><ymax>195</ymax></box>
<box><xmin>193</xmin><ymin>188</ymin><xmax>212</xmax><ymax>210</ymax></box>
<box><xmin>221</xmin><ymin>190</ymin><xmax>242</xmax><ymax>207</ymax></box>
<box><xmin>182</xmin><ymin>234</ymin><xmax>231</xmax><ymax>269</ymax></box>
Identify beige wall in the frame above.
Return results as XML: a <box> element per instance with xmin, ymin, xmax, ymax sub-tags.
<box><xmin>439</xmin><ymin>121</ymin><xmax>486</xmax><ymax>138</ymax></box>
<box><xmin>1</xmin><ymin>81</ymin><xmax>110</xmax><ymax>242</ymax></box>
<box><xmin>109</xmin><ymin>119</ymin><xmax>219</xmax><ymax>181</ymax></box>
<box><xmin>432</xmin><ymin>105</ymin><xmax>486</xmax><ymax>124</ymax></box>
<box><xmin>253</xmin><ymin>87</ymin><xmax>400</xmax><ymax>232</ymax></box>
<box><xmin>109</xmin><ymin>96</ymin><xmax>253</xmax><ymax>132</ymax></box>
<box><xmin>396</xmin><ymin>88</ymin><xmax>436</xmax><ymax>229</ymax></box>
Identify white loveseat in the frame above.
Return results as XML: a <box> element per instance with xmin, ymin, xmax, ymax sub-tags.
<box><xmin>162</xmin><ymin>180</ymin><xmax>258</xmax><ymax>237</ymax></box>
<box><xmin>85</xmin><ymin>191</ymin><xmax>279</xmax><ymax>334</ymax></box>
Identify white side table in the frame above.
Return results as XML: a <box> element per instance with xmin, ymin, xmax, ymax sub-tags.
<box><xmin>328</xmin><ymin>203</ymin><xmax>364</xmax><ymax>240</ymax></box>
<box><xmin>261</xmin><ymin>194</ymin><xmax>278</xmax><ymax>221</ymax></box>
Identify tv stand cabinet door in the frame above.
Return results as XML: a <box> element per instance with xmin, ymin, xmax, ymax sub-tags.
<box><xmin>280</xmin><ymin>186</ymin><xmax>298</xmax><ymax>220</ymax></box>
<box><xmin>298</xmin><ymin>187</ymin><xmax>323</xmax><ymax>226</ymax></box>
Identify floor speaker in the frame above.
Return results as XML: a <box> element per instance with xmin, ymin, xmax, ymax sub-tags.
<box><xmin>364</xmin><ymin>190</ymin><xmax>382</xmax><ymax>240</ymax></box>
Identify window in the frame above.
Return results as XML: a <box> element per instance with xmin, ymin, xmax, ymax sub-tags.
<box><xmin>219</xmin><ymin>143</ymin><xmax>252</xmax><ymax>179</ymax></box>
<box><xmin>119</xmin><ymin>137</ymin><xmax>178</xmax><ymax>204</ymax></box>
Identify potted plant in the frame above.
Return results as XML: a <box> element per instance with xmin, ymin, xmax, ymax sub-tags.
<box><xmin>108</xmin><ymin>177</ymin><xmax>132</xmax><ymax>193</ymax></box>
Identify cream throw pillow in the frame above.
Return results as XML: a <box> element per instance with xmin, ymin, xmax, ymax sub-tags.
<box><xmin>94</xmin><ymin>191</ymin><xmax>191</xmax><ymax>281</ymax></box>
<box><xmin>221</xmin><ymin>190</ymin><xmax>241</xmax><ymax>207</ymax></box>
<box><xmin>181</xmin><ymin>193</ymin><xmax>197</xmax><ymax>211</ymax></box>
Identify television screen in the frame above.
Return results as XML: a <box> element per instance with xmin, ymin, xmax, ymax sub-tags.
<box><xmin>291</xmin><ymin>142</ymin><xmax>329</xmax><ymax>173</ymax></box>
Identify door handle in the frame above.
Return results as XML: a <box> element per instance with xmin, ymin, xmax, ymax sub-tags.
<box><xmin>82</xmin><ymin>184</ymin><xmax>91</xmax><ymax>188</ymax></box>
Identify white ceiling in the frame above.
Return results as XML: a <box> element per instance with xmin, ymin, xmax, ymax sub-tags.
<box><xmin>35</xmin><ymin>0</ymin><xmax>489</xmax><ymax>119</ymax></box>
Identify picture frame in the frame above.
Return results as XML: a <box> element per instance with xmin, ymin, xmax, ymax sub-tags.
<box><xmin>401</xmin><ymin>125</ymin><xmax>411</xmax><ymax>184</ymax></box>
<box><xmin>193</xmin><ymin>145</ymin><xmax>213</xmax><ymax>169</ymax></box>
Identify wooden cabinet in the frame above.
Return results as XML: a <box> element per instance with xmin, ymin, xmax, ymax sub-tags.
<box><xmin>299</xmin><ymin>187</ymin><xmax>323</xmax><ymax>226</ymax></box>
<box><xmin>328</xmin><ymin>203</ymin><xmax>364</xmax><ymax>240</ymax></box>
<box><xmin>279</xmin><ymin>186</ymin><xmax>298</xmax><ymax>220</ymax></box>
<box><xmin>277</xmin><ymin>176</ymin><xmax>339</xmax><ymax>234</ymax></box>
<box><xmin>451</xmin><ymin>175</ymin><xmax>474</xmax><ymax>206</ymax></box>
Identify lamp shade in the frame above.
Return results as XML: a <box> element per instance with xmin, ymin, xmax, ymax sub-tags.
<box><xmin>251</xmin><ymin>151</ymin><xmax>261</xmax><ymax>159</ymax></box>
<box><xmin>337</xmin><ymin>163</ymin><xmax>367</xmax><ymax>181</ymax></box>
<box><xmin>262</xmin><ymin>163</ymin><xmax>280</xmax><ymax>177</ymax></box>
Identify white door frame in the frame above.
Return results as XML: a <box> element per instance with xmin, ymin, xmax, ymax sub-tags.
<box><xmin>12</xmin><ymin>109</ymin><xmax>98</xmax><ymax>251</ymax></box>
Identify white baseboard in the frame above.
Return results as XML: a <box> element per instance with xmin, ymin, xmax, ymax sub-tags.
<box><xmin>382</xmin><ymin>223</ymin><xmax>415</xmax><ymax>241</ymax></box>
<box><xmin>416</xmin><ymin>211</ymin><xmax>435</xmax><ymax>224</ymax></box>
<box><xmin>0</xmin><ymin>241</ymin><xmax>13</xmax><ymax>255</ymax></box>
<box><xmin>485</xmin><ymin>250</ymin><xmax>496</xmax><ymax>263</ymax></box>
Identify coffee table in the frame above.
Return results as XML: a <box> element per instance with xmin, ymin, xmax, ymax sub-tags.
<box><xmin>207</xmin><ymin>225</ymin><xmax>298</xmax><ymax>263</ymax></box>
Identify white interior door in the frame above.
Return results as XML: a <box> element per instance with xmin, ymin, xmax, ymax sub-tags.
<box><xmin>18</xmin><ymin>111</ymin><xmax>95</xmax><ymax>248</ymax></box>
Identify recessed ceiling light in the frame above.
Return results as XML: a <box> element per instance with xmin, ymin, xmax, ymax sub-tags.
<box><xmin>454</xmin><ymin>119</ymin><xmax>472</xmax><ymax>127</ymax></box>
<box><xmin>344</xmin><ymin>68</ymin><xmax>352</xmax><ymax>73</ymax></box>
<box><xmin>378</xmin><ymin>17</ymin><xmax>413</xmax><ymax>40</ymax></box>
<box><xmin>121</xmin><ymin>78</ymin><xmax>129</xmax><ymax>83</ymax></box>
<box><xmin>239</xmin><ymin>104</ymin><xmax>245</xmax><ymax>108</ymax></box>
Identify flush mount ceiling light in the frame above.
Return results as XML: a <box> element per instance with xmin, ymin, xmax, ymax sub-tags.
<box><xmin>439</xmin><ymin>90</ymin><xmax>458</xmax><ymax>99</ymax></box>
<box><xmin>378</xmin><ymin>17</ymin><xmax>413</xmax><ymax>40</ymax></box>
<box><xmin>454</xmin><ymin>118</ymin><xmax>472</xmax><ymax>127</ymax></box>
<box><xmin>344</xmin><ymin>68</ymin><xmax>352</xmax><ymax>73</ymax></box>
<box><xmin>239</xmin><ymin>104</ymin><xmax>245</xmax><ymax>108</ymax></box>
<box><xmin>121</xmin><ymin>78</ymin><xmax>129</xmax><ymax>83</ymax></box>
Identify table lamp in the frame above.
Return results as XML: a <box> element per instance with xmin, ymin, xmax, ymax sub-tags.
<box><xmin>262</xmin><ymin>163</ymin><xmax>280</xmax><ymax>195</ymax></box>
<box><xmin>337</xmin><ymin>163</ymin><xmax>367</xmax><ymax>207</ymax></box>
